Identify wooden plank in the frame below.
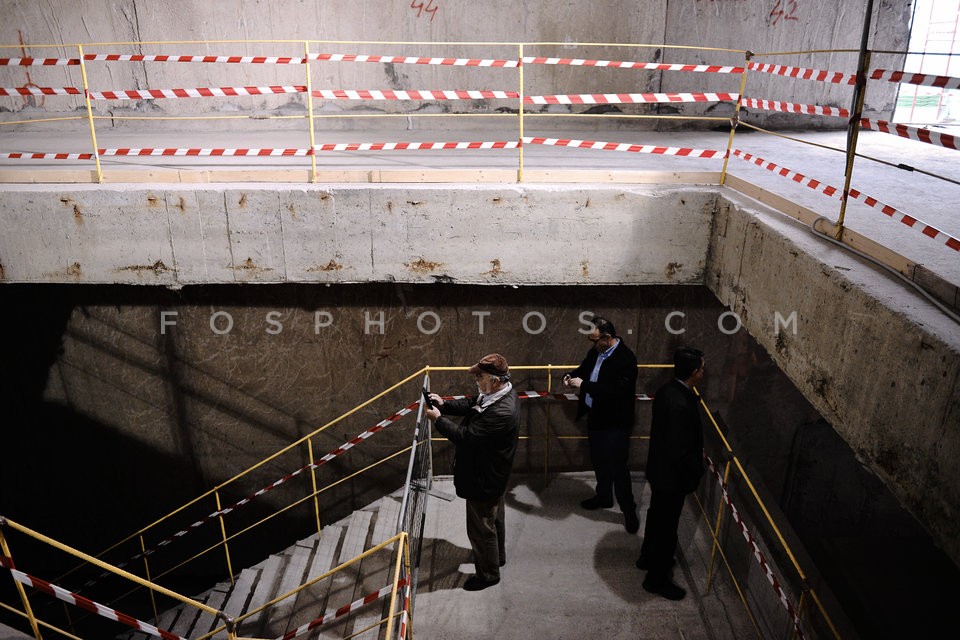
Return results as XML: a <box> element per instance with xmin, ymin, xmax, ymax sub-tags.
<box><xmin>189</xmin><ymin>582</ymin><xmax>230</xmax><ymax>638</ymax></box>
<box><xmin>238</xmin><ymin>554</ymin><xmax>285</xmax><ymax>638</ymax></box>
<box><xmin>212</xmin><ymin>566</ymin><xmax>260</xmax><ymax>640</ymax></box>
<box><xmin>261</xmin><ymin>543</ymin><xmax>314</xmax><ymax>638</ymax></box>
<box><xmin>284</xmin><ymin>525</ymin><xmax>345</xmax><ymax>636</ymax></box>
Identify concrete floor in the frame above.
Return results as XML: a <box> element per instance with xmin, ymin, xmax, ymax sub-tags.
<box><xmin>413</xmin><ymin>473</ymin><xmax>757</xmax><ymax>640</ymax></box>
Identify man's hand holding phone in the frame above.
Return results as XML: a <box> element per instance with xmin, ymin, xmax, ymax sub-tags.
<box><xmin>422</xmin><ymin>388</ymin><xmax>442</xmax><ymax>420</ymax></box>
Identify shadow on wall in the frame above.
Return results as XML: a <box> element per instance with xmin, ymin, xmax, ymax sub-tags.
<box><xmin>721</xmin><ymin>340</ymin><xmax>960</xmax><ymax>640</ymax></box>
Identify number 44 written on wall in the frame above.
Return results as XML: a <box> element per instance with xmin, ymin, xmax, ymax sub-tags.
<box><xmin>410</xmin><ymin>1</ymin><xmax>439</xmax><ymax>22</ymax></box>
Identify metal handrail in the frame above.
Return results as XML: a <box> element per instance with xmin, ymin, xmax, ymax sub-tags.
<box><xmin>2</xmin><ymin>363</ymin><xmax>845</xmax><ymax>640</ymax></box>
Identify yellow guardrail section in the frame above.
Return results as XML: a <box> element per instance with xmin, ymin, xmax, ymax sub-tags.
<box><xmin>1</xmin><ymin>363</ymin><xmax>847</xmax><ymax>639</ymax></box>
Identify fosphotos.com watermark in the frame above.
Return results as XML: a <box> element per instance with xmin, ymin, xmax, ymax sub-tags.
<box><xmin>159</xmin><ymin>309</ymin><xmax>799</xmax><ymax>337</ymax></box>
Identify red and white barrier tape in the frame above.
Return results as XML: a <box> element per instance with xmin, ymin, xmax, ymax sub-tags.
<box><xmin>704</xmin><ymin>454</ymin><xmax>805</xmax><ymax>638</ymax></box>
<box><xmin>1</xmin><ymin>143</ymin><xmax>519</xmax><ymax>160</ymax></box>
<box><xmin>731</xmin><ymin>149</ymin><xmax>960</xmax><ymax>252</ymax></box>
<box><xmin>731</xmin><ymin>149</ymin><xmax>841</xmax><ymax>198</ymax></box>
<box><xmin>845</xmin><ymin>189</ymin><xmax>960</xmax><ymax>251</ymax></box>
<box><xmin>869</xmin><ymin>68</ymin><xmax>960</xmax><ymax>90</ymax></box>
<box><xmin>0</xmin><ymin>57</ymin><xmax>79</xmax><ymax>66</ymax></box>
<box><xmin>0</xmin><ymin>86</ymin><xmax>81</xmax><ymax>96</ymax></box>
<box><xmin>398</xmin><ymin>576</ymin><xmax>413</xmax><ymax>640</ymax></box>
<box><xmin>314</xmin><ymin>140</ymin><xmax>518</xmax><ymax>151</ymax></box>
<box><xmin>86</xmin><ymin>54</ymin><xmax>304</xmax><ymax>64</ymax></box>
<box><xmin>314</xmin><ymin>53</ymin><xmax>518</xmax><ymax>67</ymax></box>
<box><xmin>524</xmin><ymin>91</ymin><xmax>737</xmax><ymax>105</ymax></box>
<box><xmin>0</xmin><ymin>152</ymin><xmax>95</xmax><ymax>160</ymax></box>
<box><xmin>425</xmin><ymin>391</ymin><xmax>653</xmax><ymax>403</ymax></box>
<box><xmin>522</xmin><ymin>57</ymin><xmax>744</xmax><ymax>74</ymax></box>
<box><xmin>89</xmin><ymin>85</ymin><xmax>305</xmax><ymax>100</ymax></box>
<box><xmin>523</xmin><ymin>136</ymin><xmax>724</xmax><ymax>158</ymax></box>
<box><xmin>81</xmin><ymin>402</ymin><xmax>419</xmax><ymax>589</ymax></box>
<box><xmin>277</xmin><ymin>579</ymin><xmax>408</xmax><ymax>640</ymax></box>
<box><xmin>747</xmin><ymin>62</ymin><xmax>855</xmax><ymax>86</ymax></box>
<box><xmin>100</xmin><ymin>148</ymin><xmax>313</xmax><ymax>157</ymax></box>
<box><xmin>859</xmin><ymin>118</ymin><xmax>958</xmax><ymax>151</ymax></box>
<box><xmin>90</xmin><ymin>87</ymin><xmax>516</xmax><ymax>102</ymax></box>
<box><xmin>0</xmin><ymin>558</ymin><xmax>186</xmax><ymax>640</ymax></box>
<box><xmin>739</xmin><ymin>97</ymin><xmax>848</xmax><ymax>118</ymax></box>
<box><xmin>310</xmin><ymin>89</ymin><xmax>517</xmax><ymax>100</ymax></box>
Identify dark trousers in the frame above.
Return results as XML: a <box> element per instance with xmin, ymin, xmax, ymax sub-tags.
<box><xmin>639</xmin><ymin>486</ymin><xmax>686</xmax><ymax>583</ymax></box>
<box><xmin>588</xmin><ymin>428</ymin><xmax>637</xmax><ymax>512</ymax></box>
<box><xmin>465</xmin><ymin>494</ymin><xmax>505</xmax><ymax>581</ymax></box>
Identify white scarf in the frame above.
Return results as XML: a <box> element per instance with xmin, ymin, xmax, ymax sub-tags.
<box><xmin>475</xmin><ymin>381</ymin><xmax>513</xmax><ymax>413</ymax></box>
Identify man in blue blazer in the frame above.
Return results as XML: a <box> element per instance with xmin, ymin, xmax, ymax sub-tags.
<box><xmin>564</xmin><ymin>317</ymin><xmax>640</xmax><ymax>534</ymax></box>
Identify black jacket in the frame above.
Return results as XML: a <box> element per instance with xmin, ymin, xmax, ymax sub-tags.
<box><xmin>645</xmin><ymin>378</ymin><xmax>705</xmax><ymax>494</ymax></box>
<box><xmin>568</xmin><ymin>339</ymin><xmax>638</xmax><ymax>430</ymax></box>
<box><xmin>434</xmin><ymin>388</ymin><xmax>520</xmax><ymax>500</ymax></box>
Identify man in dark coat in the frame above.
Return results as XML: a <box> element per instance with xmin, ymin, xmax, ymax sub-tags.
<box><xmin>425</xmin><ymin>353</ymin><xmax>520</xmax><ymax>591</ymax></box>
<box><xmin>636</xmin><ymin>346</ymin><xmax>706</xmax><ymax>600</ymax></box>
<box><xmin>564</xmin><ymin>317</ymin><xmax>640</xmax><ymax>534</ymax></box>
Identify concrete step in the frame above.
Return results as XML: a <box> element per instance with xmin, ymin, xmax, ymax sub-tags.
<box><xmin>236</xmin><ymin>553</ymin><xmax>285</xmax><ymax>638</ymax></box>
<box><xmin>212</xmin><ymin>566</ymin><xmax>260</xmax><ymax>639</ymax></box>
<box><xmin>350</xmin><ymin>496</ymin><xmax>405</xmax><ymax>637</ymax></box>
<box><xmin>119</xmin><ymin>489</ymin><xmax>403</xmax><ymax>640</ymax></box>
<box><xmin>284</xmin><ymin>525</ymin><xmax>344</xmax><ymax>639</ymax></box>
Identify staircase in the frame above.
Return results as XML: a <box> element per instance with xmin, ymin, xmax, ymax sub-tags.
<box><xmin>121</xmin><ymin>492</ymin><xmax>405</xmax><ymax>640</ymax></box>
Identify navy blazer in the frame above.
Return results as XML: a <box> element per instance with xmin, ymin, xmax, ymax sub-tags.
<box><xmin>645</xmin><ymin>378</ymin><xmax>705</xmax><ymax>494</ymax></box>
<box><xmin>568</xmin><ymin>339</ymin><xmax>638</xmax><ymax>431</ymax></box>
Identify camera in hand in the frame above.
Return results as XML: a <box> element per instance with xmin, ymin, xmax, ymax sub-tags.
<box><xmin>422</xmin><ymin>387</ymin><xmax>435</xmax><ymax>408</ymax></box>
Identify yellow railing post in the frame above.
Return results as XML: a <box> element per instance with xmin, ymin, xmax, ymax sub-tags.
<box><xmin>308</xmin><ymin>438</ymin><xmax>323</xmax><ymax>537</ymax></box>
<box><xmin>704</xmin><ymin>457</ymin><xmax>733</xmax><ymax>593</ymax></box>
<box><xmin>0</xmin><ymin>522</ymin><xmax>43</xmax><ymax>640</ymax></box>
<box><xmin>304</xmin><ymin>40</ymin><xmax>318</xmax><ymax>183</ymax></box>
<box><xmin>720</xmin><ymin>50</ymin><xmax>752</xmax><ymax>186</ymax></box>
<box><xmin>517</xmin><ymin>43</ymin><xmax>525</xmax><ymax>183</ymax></box>
<box><xmin>76</xmin><ymin>44</ymin><xmax>103</xmax><ymax>184</ymax></box>
<box><xmin>791</xmin><ymin>589</ymin><xmax>809</xmax><ymax>640</ymax></box>
<box><xmin>139</xmin><ymin>534</ymin><xmax>159</xmax><ymax>624</ymax></box>
<box><xmin>837</xmin><ymin>49</ymin><xmax>871</xmax><ymax>236</ymax></box>
<box><xmin>214</xmin><ymin>491</ymin><xmax>235</xmax><ymax>585</ymax></box>
<box><xmin>544</xmin><ymin>364</ymin><xmax>553</xmax><ymax>481</ymax></box>
<box><xmin>384</xmin><ymin>531</ymin><xmax>408</xmax><ymax>640</ymax></box>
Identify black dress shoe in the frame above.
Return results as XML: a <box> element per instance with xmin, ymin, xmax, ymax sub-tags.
<box><xmin>624</xmin><ymin>510</ymin><xmax>640</xmax><ymax>534</ymax></box>
<box><xmin>463</xmin><ymin>575</ymin><xmax>500</xmax><ymax>591</ymax></box>
<box><xmin>635</xmin><ymin>556</ymin><xmax>676</xmax><ymax>570</ymax></box>
<box><xmin>642</xmin><ymin>578</ymin><xmax>686</xmax><ymax>600</ymax></box>
<box><xmin>580</xmin><ymin>496</ymin><xmax>614</xmax><ymax>510</ymax></box>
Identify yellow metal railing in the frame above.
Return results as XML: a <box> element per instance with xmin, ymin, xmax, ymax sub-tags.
<box><xmin>3</xmin><ymin>363</ymin><xmax>844</xmax><ymax>639</ymax></box>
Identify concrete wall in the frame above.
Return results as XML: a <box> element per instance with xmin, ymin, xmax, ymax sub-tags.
<box><xmin>0</xmin><ymin>282</ymin><xmax>746</xmax><ymax>557</ymax></box>
<box><xmin>707</xmin><ymin>190</ymin><xmax>960</xmax><ymax>566</ymax></box>
<box><xmin>0</xmin><ymin>0</ymin><xmax>907</xmax><ymax>131</ymax></box>
<box><xmin>0</xmin><ymin>183</ymin><xmax>715</xmax><ymax>286</ymax></box>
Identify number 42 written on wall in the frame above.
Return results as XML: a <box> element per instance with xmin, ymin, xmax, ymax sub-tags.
<box><xmin>410</xmin><ymin>1</ymin><xmax>440</xmax><ymax>22</ymax></box>
<box><xmin>770</xmin><ymin>0</ymin><xmax>800</xmax><ymax>27</ymax></box>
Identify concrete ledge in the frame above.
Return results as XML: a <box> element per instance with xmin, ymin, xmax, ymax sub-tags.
<box><xmin>0</xmin><ymin>183</ymin><xmax>716</xmax><ymax>286</ymax></box>
<box><xmin>708</xmin><ymin>190</ymin><xmax>960</xmax><ymax>565</ymax></box>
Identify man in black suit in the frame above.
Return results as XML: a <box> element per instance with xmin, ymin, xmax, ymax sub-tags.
<box><xmin>636</xmin><ymin>346</ymin><xmax>706</xmax><ymax>600</ymax></box>
<box><xmin>564</xmin><ymin>317</ymin><xmax>640</xmax><ymax>534</ymax></box>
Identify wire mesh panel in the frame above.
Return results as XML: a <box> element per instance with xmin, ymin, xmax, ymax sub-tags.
<box><xmin>395</xmin><ymin>376</ymin><xmax>434</xmax><ymax>616</ymax></box>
